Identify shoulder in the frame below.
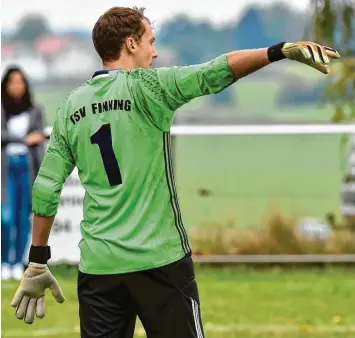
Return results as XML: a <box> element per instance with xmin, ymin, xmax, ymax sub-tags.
<box><xmin>127</xmin><ymin>67</ymin><xmax>158</xmax><ymax>78</ymax></box>
<box><xmin>125</xmin><ymin>68</ymin><xmax>172</xmax><ymax>96</ymax></box>
<box><xmin>61</xmin><ymin>83</ymin><xmax>88</xmax><ymax>105</ymax></box>
<box><xmin>126</xmin><ymin>67</ymin><xmax>173</xmax><ymax>83</ymax></box>
<box><xmin>54</xmin><ymin>83</ymin><xmax>89</xmax><ymax>117</ymax></box>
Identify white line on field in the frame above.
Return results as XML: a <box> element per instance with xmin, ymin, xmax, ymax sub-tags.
<box><xmin>3</xmin><ymin>324</ymin><xmax>355</xmax><ymax>337</ymax></box>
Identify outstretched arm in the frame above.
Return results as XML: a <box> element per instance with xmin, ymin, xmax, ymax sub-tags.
<box><xmin>132</xmin><ymin>40</ymin><xmax>340</xmax><ymax>131</ymax></box>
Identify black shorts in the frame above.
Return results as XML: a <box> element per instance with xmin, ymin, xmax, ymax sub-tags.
<box><xmin>77</xmin><ymin>255</ymin><xmax>205</xmax><ymax>338</ymax></box>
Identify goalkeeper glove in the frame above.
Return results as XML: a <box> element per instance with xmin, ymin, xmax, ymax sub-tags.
<box><xmin>268</xmin><ymin>41</ymin><xmax>340</xmax><ymax>74</ymax></box>
<box><xmin>11</xmin><ymin>246</ymin><xmax>65</xmax><ymax>324</ymax></box>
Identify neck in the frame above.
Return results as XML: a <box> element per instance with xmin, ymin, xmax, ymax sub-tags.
<box><xmin>103</xmin><ymin>57</ymin><xmax>135</xmax><ymax>71</ymax></box>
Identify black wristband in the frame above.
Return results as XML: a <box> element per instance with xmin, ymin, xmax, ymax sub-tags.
<box><xmin>267</xmin><ymin>42</ymin><xmax>287</xmax><ymax>63</ymax></box>
<box><xmin>29</xmin><ymin>245</ymin><xmax>51</xmax><ymax>264</ymax></box>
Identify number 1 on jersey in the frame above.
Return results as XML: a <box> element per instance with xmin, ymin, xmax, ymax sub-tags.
<box><xmin>90</xmin><ymin>123</ymin><xmax>122</xmax><ymax>186</ymax></box>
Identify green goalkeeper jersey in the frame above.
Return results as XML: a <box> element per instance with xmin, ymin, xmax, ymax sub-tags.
<box><xmin>32</xmin><ymin>54</ymin><xmax>236</xmax><ymax>274</ymax></box>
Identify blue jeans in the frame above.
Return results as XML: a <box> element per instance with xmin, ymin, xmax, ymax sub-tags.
<box><xmin>1</xmin><ymin>154</ymin><xmax>31</xmax><ymax>265</ymax></box>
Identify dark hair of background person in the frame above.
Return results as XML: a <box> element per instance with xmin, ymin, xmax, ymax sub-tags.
<box><xmin>1</xmin><ymin>66</ymin><xmax>33</xmax><ymax>121</ymax></box>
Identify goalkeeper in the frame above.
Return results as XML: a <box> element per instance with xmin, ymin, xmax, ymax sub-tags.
<box><xmin>11</xmin><ymin>6</ymin><xmax>340</xmax><ymax>338</ymax></box>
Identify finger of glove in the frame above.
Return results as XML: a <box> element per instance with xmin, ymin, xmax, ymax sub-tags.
<box><xmin>323</xmin><ymin>46</ymin><xmax>340</xmax><ymax>59</ymax></box>
<box><xmin>16</xmin><ymin>295</ymin><xmax>30</xmax><ymax>320</ymax></box>
<box><xmin>306</xmin><ymin>44</ymin><xmax>322</xmax><ymax>65</ymax></box>
<box><xmin>297</xmin><ymin>45</ymin><xmax>312</xmax><ymax>61</ymax></box>
<box><xmin>25</xmin><ymin>298</ymin><xmax>37</xmax><ymax>324</ymax></box>
<box><xmin>36</xmin><ymin>296</ymin><xmax>46</xmax><ymax>319</ymax></box>
<box><xmin>11</xmin><ymin>289</ymin><xmax>24</xmax><ymax>308</ymax></box>
<box><xmin>322</xmin><ymin>53</ymin><xmax>330</xmax><ymax>64</ymax></box>
<box><xmin>314</xmin><ymin>45</ymin><xmax>330</xmax><ymax>64</ymax></box>
<box><xmin>50</xmin><ymin>281</ymin><xmax>65</xmax><ymax>303</ymax></box>
<box><xmin>312</xmin><ymin>62</ymin><xmax>330</xmax><ymax>74</ymax></box>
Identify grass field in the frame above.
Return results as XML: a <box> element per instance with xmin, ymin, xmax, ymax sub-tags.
<box><xmin>2</xmin><ymin>266</ymin><xmax>354</xmax><ymax>338</ymax></box>
<box><xmin>175</xmin><ymin>134</ymin><xmax>345</xmax><ymax>228</ymax></box>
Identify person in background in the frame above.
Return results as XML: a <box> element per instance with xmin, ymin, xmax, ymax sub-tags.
<box><xmin>1</xmin><ymin>66</ymin><xmax>47</xmax><ymax>281</ymax></box>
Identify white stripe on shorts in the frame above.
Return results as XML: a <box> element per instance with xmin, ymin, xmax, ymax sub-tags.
<box><xmin>191</xmin><ymin>298</ymin><xmax>204</xmax><ymax>338</ymax></box>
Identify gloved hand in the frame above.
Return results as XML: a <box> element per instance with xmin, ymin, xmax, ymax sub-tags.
<box><xmin>11</xmin><ymin>263</ymin><xmax>65</xmax><ymax>324</ymax></box>
<box><xmin>281</xmin><ymin>41</ymin><xmax>340</xmax><ymax>74</ymax></box>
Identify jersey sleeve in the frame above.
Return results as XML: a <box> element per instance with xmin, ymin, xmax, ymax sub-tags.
<box><xmin>32</xmin><ymin>110</ymin><xmax>75</xmax><ymax>217</ymax></box>
<box><xmin>130</xmin><ymin>54</ymin><xmax>236</xmax><ymax>131</ymax></box>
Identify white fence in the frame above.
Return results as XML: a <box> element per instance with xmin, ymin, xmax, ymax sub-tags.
<box><xmin>44</xmin><ymin>124</ymin><xmax>355</xmax><ymax>138</ymax></box>
<box><xmin>45</xmin><ymin>124</ymin><xmax>355</xmax><ymax>265</ymax></box>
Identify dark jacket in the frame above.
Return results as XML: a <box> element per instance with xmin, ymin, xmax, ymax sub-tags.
<box><xmin>1</xmin><ymin>104</ymin><xmax>46</xmax><ymax>203</ymax></box>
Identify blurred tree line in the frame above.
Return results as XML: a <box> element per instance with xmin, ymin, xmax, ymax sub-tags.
<box><xmin>157</xmin><ymin>3</ymin><xmax>311</xmax><ymax>65</ymax></box>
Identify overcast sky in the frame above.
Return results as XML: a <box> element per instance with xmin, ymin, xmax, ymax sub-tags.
<box><xmin>2</xmin><ymin>0</ymin><xmax>309</xmax><ymax>31</ymax></box>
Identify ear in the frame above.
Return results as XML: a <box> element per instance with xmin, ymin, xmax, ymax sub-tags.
<box><xmin>126</xmin><ymin>37</ymin><xmax>136</xmax><ymax>54</ymax></box>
